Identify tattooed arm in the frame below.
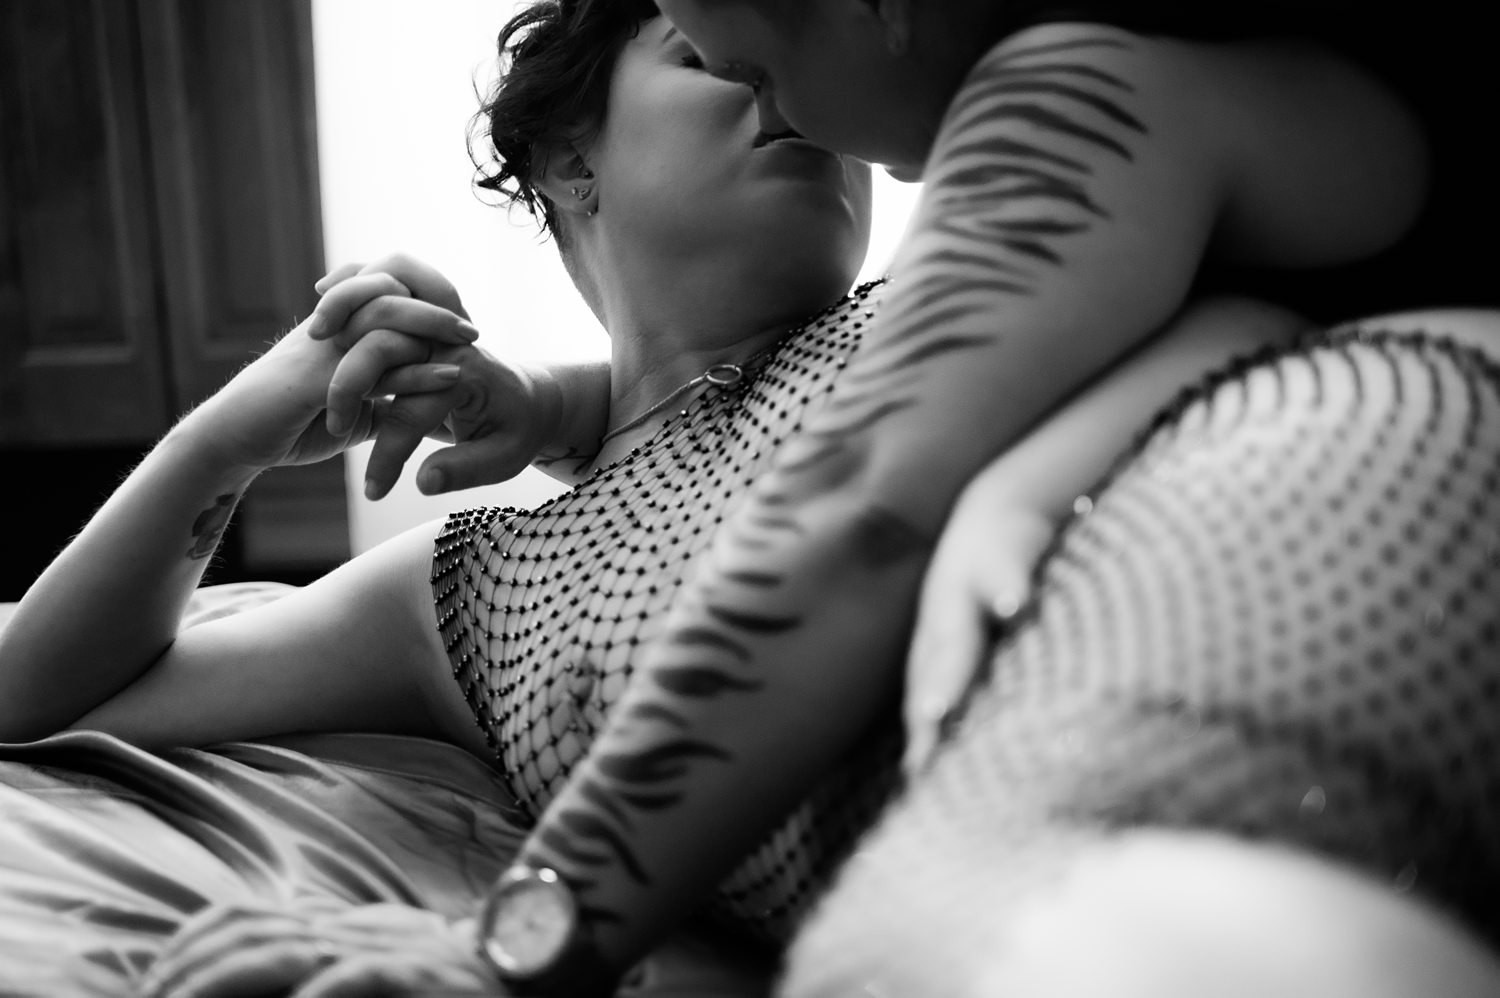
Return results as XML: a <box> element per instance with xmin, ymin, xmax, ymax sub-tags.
<box><xmin>0</xmin><ymin>306</ymin><xmax>476</xmax><ymax>745</ymax></box>
<box><xmin>499</xmin><ymin>24</ymin><xmax>1428</xmax><ymax>978</ymax></box>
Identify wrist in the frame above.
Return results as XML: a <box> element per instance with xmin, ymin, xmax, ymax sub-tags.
<box><xmin>473</xmin><ymin>863</ymin><xmax>619</xmax><ymax>998</ymax></box>
<box><xmin>161</xmin><ymin>409</ymin><xmax>268</xmax><ymax>490</ymax></box>
<box><xmin>519</xmin><ymin>362</ymin><xmax>569</xmax><ymax>458</ymax></box>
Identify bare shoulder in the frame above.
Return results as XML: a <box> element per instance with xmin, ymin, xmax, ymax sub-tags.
<box><xmin>972</xmin><ymin>21</ymin><xmax>1429</xmax><ymax>269</ymax></box>
<box><xmin>1170</xmin><ymin>33</ymin><xmax>1427</xmax><ymax>267</ymax></box>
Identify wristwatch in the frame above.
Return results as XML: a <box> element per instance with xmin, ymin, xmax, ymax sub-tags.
<box><xmin>474</xmin><ymin>863</ymin><xmax>615</xmax><ymax>996</ymax></box>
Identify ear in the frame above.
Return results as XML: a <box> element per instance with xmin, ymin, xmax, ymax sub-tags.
<box><xmin>534</xmin><ymin>137</ymin><xmax>599</xmax><ymax>218</ymax></box>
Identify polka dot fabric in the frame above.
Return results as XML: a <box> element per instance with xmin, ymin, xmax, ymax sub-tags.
<box><xmin>780</xmin><ymin>328</ymin><xmax>1500</xmax><ymax>996</ymax></box>
<box><xmin>431</xmin><ymin>282</ymin><xmax>900</xmax><ymax>939</ymax></box>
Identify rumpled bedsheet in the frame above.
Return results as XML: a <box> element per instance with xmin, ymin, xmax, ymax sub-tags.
<box><xmin>0</xmin><ymin>586</ymin><xmax>772</xmax><ymax>996</ymax></box>
<box><xmin>0</xmin><ymin>730</ymin><xmax>529</xmax><ymax>995</ymax></box>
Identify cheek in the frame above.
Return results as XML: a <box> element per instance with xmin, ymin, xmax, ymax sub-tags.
<box><xmin>791</xmin><ymin>81</ymin><xmax>901</xmax><ymax>166</ymax></box>
<box><xmin>772</xmin><ymin>67</ymin><xmax>860</xmax><ymax>144</ymax></box>
<box><xmin>601</xmin><ymin>95</ymin><xmax>740</xmax><ymax>217</ymax></box>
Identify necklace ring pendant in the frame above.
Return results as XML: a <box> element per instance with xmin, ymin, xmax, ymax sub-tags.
<box><xmin>704</xmin><ymin>363</ymin><xmax>744</xmax><ymax>387</ymax></box>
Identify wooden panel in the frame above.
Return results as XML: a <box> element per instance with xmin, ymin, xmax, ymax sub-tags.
<box><xmin>0</xmin><ymin>0</ymin><xmax>172</xmax><ymax>444</ymax></box>
<box><xmin>137</xmin><ymin>0</ymin><xmax>324</xmax><ymax>412</ymax></box>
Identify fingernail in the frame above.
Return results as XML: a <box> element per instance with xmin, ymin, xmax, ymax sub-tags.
<box><xmin>418</xmin><ymin>468</ymin><xmax>444</xmax><ymax>493</ymax></box>
<box><xmin>434</xmin><ymin>364</ymin><xmax>462</xmax><ymax>381</ymax></box>
<box><xmin>326</xmin><ymin>412</ymin><xmax>348</xmax><ymax>437</ymax></box>
<box><xmin>305</xmin><ymin>313</ymin><xmax>328</xmax><ymax>339</ymax></box>
<box><xmin>457</xmin><ymin>320</ymin><xmax>480</xmax><ymax>342</ymax></box>
<box><xmin>364</xmin><ymin>478</ymin><xmax>382</xmax><ymax>500</ymax></box>
<box><xmin>901</xmin><ymin>740</ymin><xmax>931</xmax><ymax>778</ymax></box>
<box><xmin>992</xmin><ymin>587</ymin><xmax>1025</xmax><ymax>620</ymax></box>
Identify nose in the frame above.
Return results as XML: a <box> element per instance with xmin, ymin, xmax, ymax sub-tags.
<box><xmin>752</xmin><ymin>82</ymin><xmax>792</xmax><ymax>135</ymax></box>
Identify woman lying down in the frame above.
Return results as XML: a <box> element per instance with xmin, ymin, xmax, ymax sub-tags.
<box><xmin>3</xmin><ymin>1</ymin><xmax>1500</xmax><ymax>996</ymax></box>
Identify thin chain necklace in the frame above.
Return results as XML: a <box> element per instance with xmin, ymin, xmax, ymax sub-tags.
<box><xmin>599</xmin><ymin>362</ymin><xmax>747</xmax><ymax>445</ymax></box>
<box><xmin>596</xmin><ymin>280</ymin><xmax>886</xmax><ymax>448</ymax></box>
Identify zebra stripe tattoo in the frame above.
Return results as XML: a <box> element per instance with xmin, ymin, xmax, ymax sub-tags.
<box><xmin>520</xmin><ymin>30</ymin><xmax>1149</xmax><ymax>934</ymax></box>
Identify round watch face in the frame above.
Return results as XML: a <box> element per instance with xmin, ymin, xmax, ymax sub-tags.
<box><xmin>479</xmin><ymin>866</ymin><xmax>576</xmax><ymax>977</ymax></box>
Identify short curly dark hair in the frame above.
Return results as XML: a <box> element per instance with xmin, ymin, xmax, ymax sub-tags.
<box><xmin>470</xmin><ymin>0</ymin><xmax>661</xmax><ymax>247</ymax></box>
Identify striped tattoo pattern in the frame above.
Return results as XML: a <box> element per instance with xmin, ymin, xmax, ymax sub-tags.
<box><xmin>520</xmin><ymin>30</ymin><xmax>1150</xmax><ymax>937</ymax></box>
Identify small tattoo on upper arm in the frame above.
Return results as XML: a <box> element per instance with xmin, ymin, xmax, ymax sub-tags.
<box><xmin>187</xmin><ymin>493</ymin><xmax>236</xmax><ymax>560</ymax></box>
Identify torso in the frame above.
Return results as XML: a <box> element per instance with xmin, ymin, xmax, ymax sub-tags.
<box><xmin>431</xmin><ymin>281</ymin><xmax>900</xmax><ymax>936</ymax></box>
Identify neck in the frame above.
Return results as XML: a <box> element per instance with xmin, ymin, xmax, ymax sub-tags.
<box><xmin>596</xmin><ymin>306</ymin><xmax>794</xmax><ymax>459</ymax></box>
<box><xmin>589</xmin><ymin>245</ymin><xmax>846</xmax><ymax>449</ymax></box>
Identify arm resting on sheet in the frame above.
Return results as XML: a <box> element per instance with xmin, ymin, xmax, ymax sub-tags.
<box><xmin>0</xmin><ymin>311</ymin><xmax>473</xmax><ymax>747</ymax></box>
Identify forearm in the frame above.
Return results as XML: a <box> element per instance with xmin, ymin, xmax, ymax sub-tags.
<box><xmin>503</xmin><ymin>27</ymin><xmax>1234</xmax><ymax>975</ymax></box>
<box><xmin>0</xmin><ymin>415</ymin><xmax>258</xmax><ymax>740</ymax></box>
<box><xmin>528</xmin><ymin>358</ymin><xmax>611</xmax><ymax>483</ymax></box>
<box><xmin>963</xmin><ymin>296</ymin><xmax>1309</xmax><ymax>524</ymax></box>
<box><xmin>515</xmin><ymin>487</ymin><xmax>921</xmax><ymax>969</ymax></box>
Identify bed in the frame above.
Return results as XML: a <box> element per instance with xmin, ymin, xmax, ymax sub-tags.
<box><xmin>0</xmin><ymin>583</ymin><xmax>770</xmax><ymax>996</ymax></box>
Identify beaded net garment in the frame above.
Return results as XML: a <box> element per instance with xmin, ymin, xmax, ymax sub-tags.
<box><xmin>431</xmin><ymin>281</ymin><xmax>901</xmax><ymax>940</ymax></box>
<box><xmin>780</xmin><ymin>326</ymin><xmax>1500</xmax><ymax>995</ymax></box>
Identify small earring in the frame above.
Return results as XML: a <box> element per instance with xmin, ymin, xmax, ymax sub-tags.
<box><xmin>572</xmin><ymin>186</ymin><xmax>592</xmax><ymax>201</ymax></box>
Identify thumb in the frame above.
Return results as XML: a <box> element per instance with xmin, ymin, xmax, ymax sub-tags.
<box><xmin>903</xmin><ymin>568</ymin><xmax>1007</xmax><ymax>778</ymax></box>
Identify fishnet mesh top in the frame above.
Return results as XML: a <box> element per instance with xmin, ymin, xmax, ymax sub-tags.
<box><xmin>431</xmin><ymin>281</ymin><xmax>900</xmax><ymax>938</ymax></box>
<box><xmin>781</xmin><ymin>326</ymin><xmax>1500</xmax><ymax>996</ymax></box>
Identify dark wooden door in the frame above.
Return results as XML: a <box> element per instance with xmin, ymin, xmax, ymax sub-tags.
<box><xmin>0</xmin><ymin>0</ymin><xmax>173</xmax><ymax>443</ymax></box>
<box><xmin>137</xmin><ymin>0</ymin><xmax>324</xmax><ymax>410</ymax></box>
<box><xmin>0</xmin><ymin>0</ymin><xmax>343</xmax><ymax>596</ymax></box>
<box><xmin>0</xmin><ymin>0</ymin><xmax>324</xmax><ymax>441</ymax></box>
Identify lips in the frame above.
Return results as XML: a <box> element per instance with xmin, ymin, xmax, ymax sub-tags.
<box><xmin>753</xmin><ymin>128</ymin><xmax>841</xmax><ymax>166</ymax></box>
<box><xmin>754</xmin><ymin>127</ymin><xmax>824</xmax><ymax>151</ymax></box>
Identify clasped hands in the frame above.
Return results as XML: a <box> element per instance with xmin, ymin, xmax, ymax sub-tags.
<box><xmin>185</xmin><ymin>253</ymin><xmax>562</xmax><ymax>501</ymax></box>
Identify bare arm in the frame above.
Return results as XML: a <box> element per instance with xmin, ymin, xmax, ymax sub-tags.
<box><xmin>0</xmin><ymin>311</ymin><xmax>470</xmax><ymax>748</ymax></box>
<box><xmin>506</xmin><ymin>24</ymin><xmax>1426</xmax><ymax>973</ymax></box>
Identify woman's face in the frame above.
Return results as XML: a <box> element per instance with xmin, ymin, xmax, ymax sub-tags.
<box><xmin>655</xmin><ymin>0</ymin><xmax>943</xmax><ymax>178</ymax></box>
<box><xmin>588</xmin><ymin>17</ymin><xmax>873</xmax><ymax>298</ymax></box>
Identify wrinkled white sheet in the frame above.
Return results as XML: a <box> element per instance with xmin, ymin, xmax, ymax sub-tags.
<box><xmin>0</xmin><ymin>587</ymin><xmax>771</xmax><ymax>996</ymax></box>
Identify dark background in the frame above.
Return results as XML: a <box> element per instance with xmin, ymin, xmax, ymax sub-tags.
<box><xmin>1</xmin><ymin>0</ymin><xmax>344</xmax><ymax>601</ymax></box>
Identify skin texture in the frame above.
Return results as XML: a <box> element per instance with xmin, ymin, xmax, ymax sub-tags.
<box><xmin>657</xmin><ymin>0</ymin><xmax>988</xmax><ymax>177</ymax></box>
<box><xmin>0</xmin><ymin>12</ymin><xmax>874</xmax><ymax>996</ymax></box>
<box><xmin>0</xmin><ymin>6</ymin><xmax>1461</xmax><ymax>998</ymax></box>
<box><xmin>510</xmin><ymin>2</ymin><xmax>1427</xmax><ymax>980</ymax></box>
<box><xmin>535</xmin><ymin>16</ymin><xmax>873</xmax><ymax>465</ymax></box>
